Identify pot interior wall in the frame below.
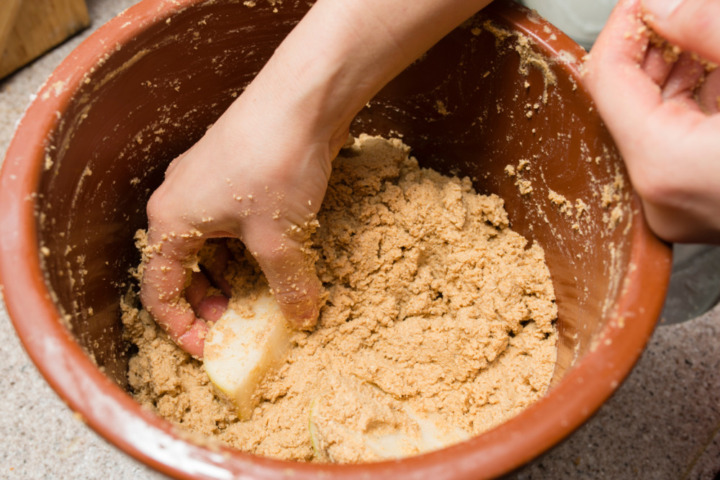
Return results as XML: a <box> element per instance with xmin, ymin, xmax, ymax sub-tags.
<box><xmin>36</xmin><ymin>1</ymin><xmax>631</xmax><ymax>391</ymax></box>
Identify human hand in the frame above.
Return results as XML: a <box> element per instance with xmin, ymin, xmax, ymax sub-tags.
<box><xmin>139</xmin><ymin>0</ymin><xmax>495</xmax><ymax>358</ymax></box>
<box><xmin>584</xmin><ymin>0</ymin><xmax>720</xmax><ymax>243</ymax></box>
<box><xmin>140</xmin><ymin>80</ymin><xmax>350</xmax><ymax>358</ymax></box>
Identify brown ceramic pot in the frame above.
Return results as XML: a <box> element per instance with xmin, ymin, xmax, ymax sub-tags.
<box><xmin>0</xmin><ymin>0</ymin><xmax>671</xmax><ymax>478</ymax></box>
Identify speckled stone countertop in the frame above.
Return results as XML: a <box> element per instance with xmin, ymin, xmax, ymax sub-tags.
<box><xmin>1</xmin><ymin>1</ymin><xmax>718</xmax><ymax>478</ymax></box>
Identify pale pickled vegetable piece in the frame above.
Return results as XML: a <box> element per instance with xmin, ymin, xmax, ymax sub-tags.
<box><xmin>309</xmin><ymin>402</ymin><xmax>470</xmax><ymax>461</ymax></box>
<box><xmin>308</xmin><ymin>375</ymin><xmax>470</xmax><ymax>462</ymax></box>
<box><xmin>203</xmin><ymin>288</ymin><xmax>291</xmax><ymax>420</ymax></box>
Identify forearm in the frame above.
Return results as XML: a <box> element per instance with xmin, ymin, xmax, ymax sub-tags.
<box><xmin>233</xmin><ymin>0</ymin><xmax>493</xmax><ymax>140</ymax></box>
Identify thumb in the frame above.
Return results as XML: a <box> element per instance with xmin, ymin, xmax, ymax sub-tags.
<box><xmin>642</xmin><ymin>0</ymin><xmax>720</xmax><ymax>65</ymax></box>
<box><xmin>243</xmin><ymin>221</ymin><xmax>322</xmax><ymax>330</ymax></box>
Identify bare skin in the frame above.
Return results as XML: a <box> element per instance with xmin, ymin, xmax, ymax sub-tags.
<box><xmin>585</xmin><ymin>0</ymin><xmax>720</xmax><ymax>243</ymax></box>
<box><xmin>141</xmin><ymin>0</ymin><xmax>493</xmax><ymax>358</ymax></box>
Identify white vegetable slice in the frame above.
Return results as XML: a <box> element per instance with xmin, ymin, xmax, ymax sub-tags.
<box><xmin>311</xmin><ymin>407</ymin><xmax>468</xmax><ymax>461</ymax></box>
<box><xmin>203</xmin><ymin>288</ymin><xmax>291</xmax><ymax>420</ymax></box>
<box><xmin>308</xmin><ymin>376</ymin><xmax>470</xmax><ymax>461</ymax></box>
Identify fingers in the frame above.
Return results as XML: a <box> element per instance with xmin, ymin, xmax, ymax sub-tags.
<box><xmin>140</xmin><ymin>231</ymin><xmax>207</xmax><ymax>358</ymax></box>
<box><xmin>697</xmin><ymin>68</ymin><xmax>720</xmax><ymax>114</ymax></box>
<box><xmin>141</xmin><ymin>185</ymin><xmax>211</xmax><ymax>357</ymax></box>
<box><xmin>186</xmin><ymin>270</ymin><xmax>230</xmax><ymax>322</ymax></box>
<box><xmin>641</xmin><ymin>47</ymin><xmax>705</xmax><ymax>109</ymax></box>
<box><xmin>186</xmin><ymin>271</ymin><xmax>211</xmax><ymax>309</ymax></box>
<box><xmin>661</xmin><ymin>51</ymin><xmax>707</xmax><ymax>105</ymax></box>
<box><xmin>243</xmin><ymin>219</ymin><xmax>322</xmax><ymax>330</ymax></box>
<box><xmin>195</xmin><ymin>295</ymin><xmax>229</xmax><ymax>323</ymax></box>
<box><xmin>200</xmin><ymin>241</ymin><xmax>233</xmax><ymax>296</ymax></box>
<box><xmin>642</xmin><ymin>0</ymin><xmax>720</xmax><ymax>65</ymax></box>
<box><xmin>585</xmin><ymin>0</ymin><xmax>661</xmax><ymax>151</ymax></box>
<box><xmin>141</xmin><ymin>221</ymin><xmax>238</xmax><ymax>358</ymax></box>
<box><xmin>642</xmin><ymin>44</ymin><xmax>674</xmax><ymax>86</ymax></box>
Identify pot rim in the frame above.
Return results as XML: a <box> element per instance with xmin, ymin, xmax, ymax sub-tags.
<box><xmin>0</xmin><ymin>1</ymin><xmax>672</xmax><ymax>479</ymax></box>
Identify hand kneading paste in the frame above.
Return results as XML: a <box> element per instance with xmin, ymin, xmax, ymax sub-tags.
<box><xmin>122</xmin><ymin>134</ymin><xmax>558</xmax><ymax>463</ymax></box>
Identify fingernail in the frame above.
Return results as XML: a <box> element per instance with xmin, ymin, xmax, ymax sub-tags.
<box><xmin>642</xmin><ymin>0</ymin><xmax>684</xmax><ymax>19</ymax></box>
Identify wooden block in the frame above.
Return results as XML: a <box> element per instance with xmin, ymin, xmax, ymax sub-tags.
<box><xmin>0</xmin><ymin>0</ymin><xmax>90</xmax><ymax>79</ymax></box>
<box><xmin>0</xmin><ymin>0</ymin><xmax>22</xmax><ymax>61</ymax></box>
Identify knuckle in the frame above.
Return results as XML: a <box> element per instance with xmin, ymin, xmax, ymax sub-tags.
<box><xmin>631</xmin><ymin>163</ymin><xmax>684</xmax><ymax>211</ymax></box>
<box><xmin>146</xmin><ymin>187</ymin><xmax>170</xmax><ymax>221</ymax></box>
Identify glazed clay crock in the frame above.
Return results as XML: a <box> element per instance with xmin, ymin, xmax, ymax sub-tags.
<box><xmin>0</xmin><ymin>0</ymin><xmax>671</xmax><ymax>478</ymax></box>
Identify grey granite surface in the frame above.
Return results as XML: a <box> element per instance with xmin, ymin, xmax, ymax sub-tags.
<box><xmin>1</xmin><ymin>1</ymin><xmax>718</xmax><ymax>479</ymax></box>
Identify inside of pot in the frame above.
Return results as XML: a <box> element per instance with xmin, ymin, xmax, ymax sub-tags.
<box><xmin>36</xmin><ymin>1</ymin><xmax>631</xmax><ymax>401</ymax></box>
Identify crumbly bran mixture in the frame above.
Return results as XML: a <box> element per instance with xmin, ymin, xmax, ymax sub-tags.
<box><xmin>121</xmin><ymin>135</ymin><xmax>558</xmax><ymax>463</ymax></box>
